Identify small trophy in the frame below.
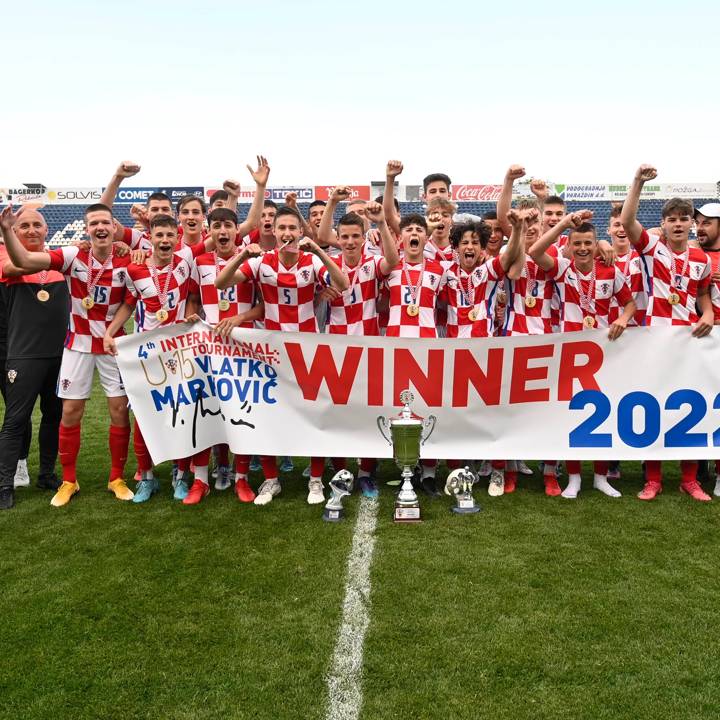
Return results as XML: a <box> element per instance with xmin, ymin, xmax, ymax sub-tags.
<box><xmin>377</xmin><ymin>390</ymin><xmax>436</xmax><ymax>523</ymax></box>
<box><xmin>445</xmin><ymin>466</ymin><xmax>482</xmax><ymax>515</ymax></box>
<box><xmin>323</xmin><ymin>469</ymin><xmax>354</xmax><ymax>523</ymax></box>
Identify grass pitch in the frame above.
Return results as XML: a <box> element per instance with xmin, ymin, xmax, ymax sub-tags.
<box><xmin>1</xmin><ymin>381</ymin><xmax>719</xmax><ymax>720</ymax></box>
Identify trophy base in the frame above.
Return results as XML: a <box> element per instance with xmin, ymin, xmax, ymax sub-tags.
<box><xmin>394</xmin><ymin>504</ymin><xmax>422</xmax><ymax>523</ymax></box>
<box><xmin>323</xmin><ymin>507</ymin><xmax>345</xmax><ymax>523</ymax></box>
<box><xmin>452</xmin><ymin>504</ymin><xmax>481</xmax><ymax>515</ymax></box>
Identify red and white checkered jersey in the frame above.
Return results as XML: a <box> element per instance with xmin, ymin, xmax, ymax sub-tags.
<box><xmin>503</xmin><ymin>254</ymin><xmax>557</xmax><ymax>336</ymax></box>
<box><xmin>551</xmin><ymin>257</ymin><xmax>633</xmax><ymax>332</ymax></box>
<box><xmin>125</xmin><ymin>254</ymin><xmax>200</xmax><ymax>333</ymax></box>
<box><xmin>610</xmin><ymin>250</ymin><xmax>647</xmax><ymax>326</ymax></box>
<box><xmin>443</xmin><ymin>256</ymin><xmax>504</xmax><ymax>338</ymax></box>
<box><xmin>195</xmin><ymin>251</ymin><xmax>255</xmax><ymax>326</ymax></box>
<box><xmin>47</xmin><ymin>246</ymin><xmax>131</xmax><ymax>354</ymax></box>
<box><xmin>123</xmin><ymin>227</ymin><xmax>151</xmax><ymax>252</ymax></box>
<box><xmin>635</xmin><ymin>228</ymin><xmax>711</xmax><ymax>326</ymax></box>
<box><xmin>327</xmin><ymin>254</ymin><xmax>388</xmax><ymax>336</ymax></box>
<box><xmin>239</xmin><ymin>250</ymin><xmax>328</xmax><ymax>333</ymax></box>
<box><xmin>424</xmin><ymin>240</ymin><xmax>455</xmax><ymax>264</ymax></box>
<box><xmin>384</xmin><ymin>259</ymin><xmax>448</xmax><ymax>338</ymax></box>
<box><xmin>705</xmin><ymin>249</ymin><xmax>720</xmax><ymax>323</ymax></box>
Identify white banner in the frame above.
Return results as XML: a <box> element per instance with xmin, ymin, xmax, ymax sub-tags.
<box><xmin>116</xmin><ymin>323</ymin><xmax>720</xmax><ymax>464</ymax></box>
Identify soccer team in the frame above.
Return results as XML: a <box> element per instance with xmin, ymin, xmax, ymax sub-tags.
<box><xmin>0</xmin><ymin>160</ymin><xmax>719</xmax><ymax>511</ymax></box>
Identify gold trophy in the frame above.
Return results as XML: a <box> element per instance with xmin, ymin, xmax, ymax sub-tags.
<box><xmin>377</xmin><ymin>390</ymin><xmax>436</xmax><ymax>522</ymax></box>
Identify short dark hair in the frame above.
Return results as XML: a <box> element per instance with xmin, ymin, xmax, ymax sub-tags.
<box><xmin>544</xmin><ymin>195</ymin><xmax>566</xmax><ymax>207</ymax></box>
<box><xmin>274</xmin><ymin>205</ymin><xmax>303</xmax><ymax>225</ymax></box>
<box><xmin>84</xmin><ymin>203</ymin><xmax>113</xmax><ymax>220</ymax></box>
<box><xmin>399</xmin><ymin>213</ymin><xmax>428</xmax><ymax>232</ymax></box>
<box><xmin>337</xmin><ymin>212</ymin><xmax>365</xmax><ymax>233</ymax></box>
<box><xmin>423</xmin><ymin>173</ymin><xmax>451</xmax><ymax>192</ymax></box>
<box><xmin>150</xmin><ymin>214</ymin><xmax>177</xmax><ymax>230</ymax></box>
<box><xmin>209</xmin><ymin>190</ymin><xmax>230</xmax><ymax>206</ymax></box>
<box><xmin>263</xmin><ymin>200</ymin><xmax>278</xmax><ymax>210</ymax></box>
<box><xmin>146</xmin><ymin>192</ymin><xmax>171</xmax><ymax>207</ymax></box>
<box><xmin>450</xmin><ymin>221</ymin><xmax>491</xmax><ymax>250</ymax></box>
<box><xmin>662</xmin><ymin>198</ymin><xmax>694</xmax><ymax>219</ymax></box>
<box><xmin>376</xmin><ymin>194</ymin><xmax>399</xmax><ymax>210</ymax></box>
<box><xmin>308</xmin><ymin>200</ymin><xmax>327</xmax><ymax>212</ymax></box>
<box><xmin>207</xmin><ymin>208</ymin><xmax>238</xmax><ymax>226</ymax></box>
<box><xmin>482</xmin><ymin>210</ymin><xmax>498</xmax><ymax>221</ymax></box>
<box><xmin>609</xmin><ymin>204</ymin><xmax>623</xmax><ymax>219</ymax></box>
<box><xmin>569</xmin><ymin>222</ymin><xmax>596</xmax><ymax>238</ymax></box>
<box><xmin>177</xmin><ymin>195</ymin><xmax>207</xmax><ymax>214</ymax></box>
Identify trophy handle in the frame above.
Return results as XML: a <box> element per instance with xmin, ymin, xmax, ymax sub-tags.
<box><xmin>421</xmin><ymin>415</ymin><xmax>436</xmax><ymax>445</ymax></box>
<box><xmin>377</xmin><ymin>416</ymin><xmax>392</xmax><ymax>446</ymax></box>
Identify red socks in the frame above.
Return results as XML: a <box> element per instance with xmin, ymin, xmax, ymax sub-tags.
<box><xmin>58</xmin><ymin>423</ymin><xmax>81</xmax><ymax>483</ymax></box>
<box><xmin>133</xmin><ymin>420</ymin><xmax>153</xmax><ymax>473</ymax></box>
<box><xmin>109</xmin><ymin>424</ymin><xmax>130</xmax><ymax>480</ymax></box>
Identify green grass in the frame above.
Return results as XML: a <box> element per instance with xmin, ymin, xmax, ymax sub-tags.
<box><xmin>2</xmin><ymin>382</ymin><xmax>719</xmax><ymax>719</ymax></box>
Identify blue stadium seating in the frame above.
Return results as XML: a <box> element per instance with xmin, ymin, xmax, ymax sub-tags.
<box><xmin>1</xmin><ymin>199</ymin><xmax>715</xmax><ymax>247</ymax></box>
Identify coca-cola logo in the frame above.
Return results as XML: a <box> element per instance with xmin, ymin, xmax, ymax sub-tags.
<box><xmin>451</xmin><ymin>185</ymin><xmax>503</xmax><ymax>202</ymax></box>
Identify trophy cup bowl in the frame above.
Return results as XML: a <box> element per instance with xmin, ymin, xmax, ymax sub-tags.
<box><xmin>377</xmin><ymin>390</ymin><xmax>436</xmax><ymax>523</ymax></box>
<box><xmin>445</xmin><ymin>466</ymin><xmax>482</xmax><ymax>515</ymax></box>
<box><xmin>323</xmin><ymin>469</ymin><xmax>354</xmax><ymax>523</ymax></box>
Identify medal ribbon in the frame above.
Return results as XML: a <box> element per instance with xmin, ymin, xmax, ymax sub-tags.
<box><xmin>86</xmin><ymin>249</ymin><xmax>114</xmax><ymax>301</ymax></box>
<box><xmin>402</xmin><ymin>261</ymin><xmax>424</xmax><ymax>307</ymax></box>
<box><xmin>577</xmin><ymin>262</ymin><xmax>597</xmax><ymax>315</ymax></box>
<box><xmin>669</xmin><ymin>247</ymin><xmax>689</xmax><ymax>289</ymax></box>
<box><xmin>150</xmin><ymin>257</ymin><xmax>175</xmax><ymax>309</ymax></box>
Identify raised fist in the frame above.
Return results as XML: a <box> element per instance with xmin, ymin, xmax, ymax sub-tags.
<box><xmin>635</xmin><ymin>164</ymin><xmax>657</xmax><ymax>182</ymax></box>
<box><xmin>365</xmin><ymin>201</ymin><xmax>385</xmax><ymax>224</ymax></box>
<box><xmin>116</xmin><ymin>161</ymin><xmax>140</xmax><ymax>178</ymax></box>
<box><xmin>331</xmin><ymin>185</ymin><xmax>352</xmax><ymax>202</ymax></box>
<box><xmin>386</xmin><ymin>160</ymin><xmax>404</xmax><ymax>179</ymax></box>
<box><xmin>244</xmin><ymin>243</ymin><xmax>262</xmax><ymax>258</ymax></box>
<box><xmin>285</xmin><ymin>192</ymin><xmax>298</xmax><ymax>208</ymax></box>
<box><xmin>223</xmin><ymin>179</ymin><xmax>241</xmax><ymax>195</ymax></box>
<box><xmin>506</xmin><ymin>165</ymin><xmax>526</xmax><ymax>181</ymax></box>
<box><xmin>530</xmin><ymin>179</ymin><xmax>548</xmax><ymax>200</ymax></box>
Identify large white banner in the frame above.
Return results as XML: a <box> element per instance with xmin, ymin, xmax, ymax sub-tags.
<box><xmin>116</xmin><ymin>323</ymin><xmax>720</xmax><ymax>464</ymax></box>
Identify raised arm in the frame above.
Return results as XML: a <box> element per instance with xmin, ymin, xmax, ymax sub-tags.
<box><xmin>497</xmin><ymin>165</ymin><xmax>525</xmax><ymax>238</ymax></box>
<box><xmin>365</xmin><ymin>202</ymin><xmax>399</xmax><ymax>274</ymax></box>
<box><xmin>620</xmin><ymin>165</ymin><xmax>656</xmax><ymax>246</ymax></box>
<box><xmin>383</xmin><ymin>160</ymin><xmax>403</xmax><ymax>237</ymax></box>
<box><xmin>99</xmin><ymin>161</ymin><xmax>141</xmax><ymax>210</ymax></box>
<box><xmin>317</xmin><ymin>185</ymin><xmax>351</xmax><ymax>249</ymax></box>
<box><xmin>299</xmin><ymin>238</ymin><xmax>349</xmax><ymax>291</ymax></box>
<box><xmin>237</xmin><ymin>156</ymin><xmax>270</xmax><ymax>237</ymax></box>
<box><xmin>499</xmin><ymin>209</ymin><xmax>532</xmax><ymax>271</ymax></box>
<box><xmin>0</xmin><ymin>207</ymin><xmax>51</xmax><ymax>273</ymax></box>
<box><xmin>284</xmin><ymin>192</ymin><xmax>316</xmax><ymax>241</ymax></box>
<box><xmin>213</xmin><ymin>245</ymin><xmax>260</xmax><ymax>290</ymax></box>
<box><xmin>529</xmin><ymin>210</ymin><xmax>593</xmax><ymax>271</ymax></box>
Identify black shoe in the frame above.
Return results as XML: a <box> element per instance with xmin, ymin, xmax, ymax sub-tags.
<box><xmin>420</xmin><ymin>476</ymin><xmax>441</xmax><ymax>497</ymax></box>
<box><xmin>697</xmin><ymin>460</ymin><xmax>709</xmax><ymax>483</ymax></box>
<box><xmin>37</xmin><ymin>473</ymin><xmax>61</xmax><ymax>490</ymax></box>
<box><xmin>0</xmin><ymin>486</ymin><xmax>15</xmax><ymax>510</ymax></box>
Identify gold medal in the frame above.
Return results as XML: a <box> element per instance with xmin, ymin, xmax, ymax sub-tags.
<box><xmin>406</xmin><ymin>304</ymin><xmax>420</xmax><ymax>317</ymax></box>
<box><xmin>668</xmin><ymin>291</ymin><xmax>681</xmax><ymax>305</ymax></box>
<box><xmin>82</xmin><ymin>296</ymin><xmax>95</xmax><ymax>309</ymax></box>
<box><xmin>525</xmin><ymin>296</ymin><xmax>536</xmax><ymax>308</ymax></box>
<box><xmin>156</xmin><ymin>308</ymin><xmax>169</xmax><ymax>322</ymax></box>
<box><xmin>218</xmin><ymin>299</ymin><xmax>230</xmax><ymax>312</ymax></box>
<box><xmin>36</xmin><ymin>290</ymin><xmax>50</xmax><ymax>302</ymax></box>
<box><xmin>583</xmin><ymin>315</ymin><xmax>596</xmax><ymax>329</ymax></box>
<box><xmin>468</xmin><ymin>308</ymin><xmax>478</xmax><ymax>322</ymax></box>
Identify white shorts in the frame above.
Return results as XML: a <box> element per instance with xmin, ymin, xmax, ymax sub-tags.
<box><xmin>57</xmin><ymin>348</ymin><xmax>126</xmax><ymax>399</ymax></box>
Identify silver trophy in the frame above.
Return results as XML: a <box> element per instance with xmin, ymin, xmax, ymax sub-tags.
<box><xmin>377</xmin><ymin>390</ymin><xmax>436</xmax><ymax>522</ymax></box>
<box><xmin>323</xmin><ymin>469</ymin><xmax>354</xmax><ymax>522</ymax></box>
<box><xmin>445</xmin><ymin>466</ymin><xmax>482</xmax><ymax>514</ymax></box>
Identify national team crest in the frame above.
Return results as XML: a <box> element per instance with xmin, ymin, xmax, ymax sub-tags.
<box><xmin>61</xmin><ymin>379</ymin><xmax>71</xmax><ymax>391</ymax></box>
<box><xmin>165</xmin><ymin>358</ymin><xmax>178</xmax><ymax>374</ymax></box>
<box><xmin>601</xmin><ymin>282</ymin><xmax>610</xmax><ymax>294</ymax></box>
<box><xmin>177</xmin><ymin>265</ymin><xmax>186</xmax><ymax>278</ymax></box>
<box><xmin>429</xmin><ymin>276</ymin><xmax>436</xmax><ymax>286</ymax></box>
<box><xmin>7</xmin><ymin>369</ymin><xmax>17</xmax><ymax>384</ymax></box>
<box><xmin>301</xmin><ymin>269</ymin><xmax>310</xmax><ymax>281</ymax></box>
<box><xmin>117</xmin><ymin>271</ymin><xmax>126</xmax><ymax>282</ymax></box>
<box><xmin>362</xmin><ymin>265</ymin><xmax>371</xmax><ymax>276</ymax></box>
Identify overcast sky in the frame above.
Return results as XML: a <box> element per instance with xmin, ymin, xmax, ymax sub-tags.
<box><xmin>2</xmin><ymin>0</ymin><xmax>717</xmax><ymax>188</ymax></box>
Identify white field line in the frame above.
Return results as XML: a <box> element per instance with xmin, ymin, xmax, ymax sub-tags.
<box><xmin>325</xmin><ymin>497</ymin><xmax>379</xmax><ymax>720</ymax></box>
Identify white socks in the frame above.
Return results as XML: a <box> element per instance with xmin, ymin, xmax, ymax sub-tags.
<box><xmin>562</xmin><ymin>473</ymin><xmax>582</xmax><ymax>499</ymax></box>
<box><xmin>358</xmin><ymin>469</ymin><xmax>371</xmax><ymax>479</ymax></box>
<box><xmin>422</xmin><ymin>465</ymin><xmax>436</xmax><ymax>479</ymax></box>
<box><xmin>195</xmin><ymin>466</ymin><xmax>209</xmax><ymax>485</ymax></box>
<box><xmin>235</xmin><ymin>472</ymin><xmax>248</xmax><ymax>484</ymax></box>
<box><xmin>593</xmin><ymin>473</ymin><xmax>621</xmax><ymax>497</ymax></box>
<box><xmin>713</xmin><ymin>475</ymin><xmax>720</xmax><ymax>497</ymax></box>
<box><xmin>141</xmin><ymin>470</ymin><xmax>155</xmax><ymax>481</ymax></box>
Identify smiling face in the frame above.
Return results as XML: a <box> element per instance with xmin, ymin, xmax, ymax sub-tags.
<box><xmin>456</xmin><ymin>231</ymin><xmax>483</xmax><ymax>271</ymax></box>
<box><xmin>210</xmin><ymin>219</ymin><xmax>238</xmax><ymax>258</ymax></box>
<box><xmin>337</xmin><ymin>222</ymin><xmax>364</xmax><ymax>264</ymax></box>
<box><xmin>150</xmin><ymin>223</ymin><xmax>178</xmax><ymax>265</ymax></box>
<box><xmin>85</xmin><ymin>209</ymin><xmax>114</xmax><ymax>255</ymax></box>
<box><xmin>542</xmin><ymin>202</ymin><xmax>565</xmax><ymax>232</ymax></box>
<box><xmin>569</xmin><ymin>230</ymin><xmax>596</xmax><ymax>269</ymax></box>
<box><xmin>400</xmin><ymin>222</ymin><xmax>427</xmax><ymax>262</ymax></box>
<box><xmin>13</xmin><ymin>209</ymin><xmax>47</xmax><ymax>250</ymax></box>
<box><xmin>177</xmin><ymin>199</ymin><xmax>205</xmax><ymax>238</ymax></box>
<box><xmin>521</xmin><ymin>209</ymin><xmax>541</xmax><ymax>249</ymax></box>
<box><xmin>484</xmin><ymin>218</ymin><xmax>504</xmax><ymax>256</ymax></box>
<box><xmin>608</xmin><ymin>215</ymin><xmax>629</xmax><ymax>253</ymax></box>
<box><xmin>146</xmin><ymin>197</ymin><xmax>173</xmax><ymax>222</ymax></box>
<box><xmin>274</xmin><ymin>212</ymin><xmax>303</xmax><ymax>255</ymax></box>
<box><xmin>696</xmin><ymin>213</ymin><xmax>720</xmax><ymax>249</ymax></box>
<box><xmin>309</xmin><ymin>204</ymin><xmax>325</xmax><ymax>230</ymax></box>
